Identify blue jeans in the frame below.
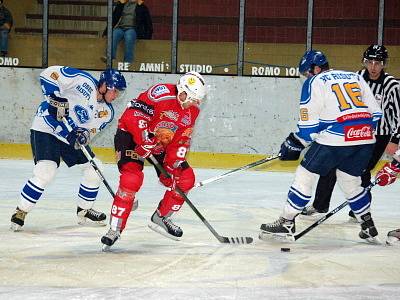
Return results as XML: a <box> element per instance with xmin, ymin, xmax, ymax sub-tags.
<box><xmin>112</xmin><ymin>27</ymin><xmax>137</xmax><ymax>63</ymax></box>
<box><xmin>0</xmin><ymin>29</ymin><xmax>9</xmax><ymax>54</ymax></box>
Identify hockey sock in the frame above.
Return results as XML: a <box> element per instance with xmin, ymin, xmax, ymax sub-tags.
<box><xmin>282</xmin><ymin>185</ymin><xmax>312</xmax><ymax>220</ymax></box>
<box><xmin>77</xmin><ymin>184</ymin><xmax>99</xmax><ymax>209</ymax></box>
<box><xmin>77</xmin><ymin>162</ymin><xmax>101</xmax><ymax>209</ymax></box>
<box><xmin>19</xmin><ymin>160</ymin><xmax>58</xmax><ymax>212</ymax></box>
<box><xmin>109</xmin><ymin>162</ymin><xmax>144</xmax><ymax>231</ymax></box>
<box><xmin>19</xmin><ymin>179</ymin><xmax>45</xmax><ymax>212</ymax></box>
<box><xmin>157</xmin><ymin>190</ymin><xmax>185</xmax><ymax>216</ymax></box>
<box><xmin>347</xmin><ymin>188</ymin><xmax>371</xmax><ymax>220</ymax></box>
<box><xmin>109</xmin><ymin>187</ymin><xmax>135</xmax><ymax>232</ymax></box>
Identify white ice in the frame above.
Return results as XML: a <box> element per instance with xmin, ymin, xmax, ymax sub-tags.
<box><xmin>0</xmin><ymin>159</ymin><xmax>399</xmax><ymax>300</ymax></box>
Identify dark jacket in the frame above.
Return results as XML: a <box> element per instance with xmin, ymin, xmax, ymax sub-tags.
<box><xmin>0</xmin><ymin>5</ymin><xmax>13</xmax><ymax>31</ymax></box>
<box><xmin>102</xmin><ymin>1</ymin><xmax>153</xmax><ymax>39</ymax></box>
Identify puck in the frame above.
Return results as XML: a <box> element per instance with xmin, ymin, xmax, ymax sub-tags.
<box><xmin>280</xmin><ymin>247</ymin><xmax>290</xmax><ymax>252</ymax></box>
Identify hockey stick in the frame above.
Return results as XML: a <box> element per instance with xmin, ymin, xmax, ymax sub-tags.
<box><xmin>62</xmin><ymin>118</ymin><xmax>116</xmax><ymax>198</ymax></box>
<box><xmin>292</xmin><ymin>180</ymin><xmax>378</xmax><ymax>241</ymax></box>
<box><xmin>149</xmin><ymin>155</ymin><xmax>253</xmax><ymax>244</ymax></box>
<box><xmin>194</xmin><ymin>154</ymin><xmax>280</xmax><ymax>188</ymax></box>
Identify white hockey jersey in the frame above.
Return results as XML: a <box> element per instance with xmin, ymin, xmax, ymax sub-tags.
<box><xmin>31</xmin><ymin>66</ymin><xmax>114</xmax><ymax>144</ymax></box>
<box><xmin>297</xmin><ymin>69</ymin><xmax>383</xmax><ymax>146</ymax></box>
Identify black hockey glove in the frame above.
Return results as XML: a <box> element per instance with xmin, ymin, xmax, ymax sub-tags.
<box><xmin>66</xmin><ymin>127</ymin><xmax>90</xmax><ymax>149</ymax></box>
<box><xmin>48</xmin><ymin>94</ymin><xmax>69</xmax><ymax>121</ymax></box>
<box><xmin>279</xmin><ymin>132</ymin><xmax>305</xmax><ymax>161</ymax></box>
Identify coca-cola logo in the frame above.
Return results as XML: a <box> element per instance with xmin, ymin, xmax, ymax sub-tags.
<box><xmin>344</xmin><ymin>124</ymin><xmax>373</xmax><ymax>141</ymax></box>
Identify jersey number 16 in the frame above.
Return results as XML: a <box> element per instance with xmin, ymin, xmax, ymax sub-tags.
<box><xmin>331</xmin><ymin>82</ymin><xmax>367</xmax><ymax>111</ymax></box>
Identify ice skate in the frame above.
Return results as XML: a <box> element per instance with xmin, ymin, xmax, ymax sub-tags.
<box><xmin>348</xmin><ymin>210</ymin><xmax>359</xmax><ymax>223</ymax></box>
<box><xmin>101</xmin><ymin>228</ymin><xmax>121</xmax><ymax>251</ymax></box>
<box><xmin>148</xmin><ymin>211</ymin><xmax>182</xmax><ymax>241</ymax></box>
<box><xmin>259</xmin><ymin>217</ymin><xmax>295</xmax><ymax>241</ymax></box>
<box><xmin>359</xmin><ymin>213</ymin><xmax>381</xmax><ymax>244</ymax></box>
<box><xmin>77</xmin><ymin>206</ymin><xmax>106</xmax><ymax>226</ymax></box>
<box><xmin>10</xmin><ymin>207</ymin><xmax>28</xmax><ymax>232</ymax></box>
<box><xmin>386</xmin><ymin>229</ymin><xmax>400</xmax><ymax>246</ymax></box>
<box><xmin>300</xmin><ymin>206</ymin><xmax>328</xmax><ymax>219</ymax></box>
<box><xmin>131</xmin><ymin>198</ymin><xmax>139</xmax><ymax>211</ymax></box>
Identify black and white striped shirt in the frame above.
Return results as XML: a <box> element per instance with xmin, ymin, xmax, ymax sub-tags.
<box><xmin>358</xmin><ymin>69</ymin><xmax>400</xmax><ymax>143</ymax></box>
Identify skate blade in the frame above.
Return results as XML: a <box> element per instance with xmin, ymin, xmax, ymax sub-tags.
<box><xmin>10</xmin><ymin>223</ymin><xmax>22</xmax><ymax>232</ymax></box>
<box><xmin>348</xmin><ymin>218</ymin><xmax>360</xmax><ymax>224</ymax></box>
<box><xmin>148</xmin><ymin>223</ymin><xmax>181</xmax><ymax>241</ymax></box>
<box><xmin>386</xmin><ymin>236</ymin><xmax>400</xmax><ymax>246</ymax></box>
<box><xmin>77</xmin><ymin>218</ymin><xmax>107</xmax><ymax>226</ymax></box>
<box><xmin>299</xmin><ymin>213</ymin><xmax>327</xmax><ymax>221</ymax></box>
<box><xmin>365</xmin><ymin>236</ymin><xmax>382</xmax><ymax>245</ymax></box>
<box><xmin>259</xmin><ymin>231</ymin><xmax>295</xmax><ymax>242</ymax></box>
<box><xmin>131</xmin><ymin>200</ymin><xmax>139</xmax><ymax>211</ymax></box>
<box><xmin>101</xmin><ymin>244</ymin><xmax>112</xmax><ymax>252</ymax></box>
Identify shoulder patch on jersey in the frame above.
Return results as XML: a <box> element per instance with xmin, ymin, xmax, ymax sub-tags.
<box><xmin>74</xmin><ymin>105</ymin><xmax>90</xmax><ymax>124</ymax></box>
<box><xmin>50</xmin><ymin>72</ymin><xmax>59</xmax><ymax>81</ymax></box>
<box><xmin>151</xmin><ymin>85</ymin><xmax>170</xmax><ymax>98</ymax></box>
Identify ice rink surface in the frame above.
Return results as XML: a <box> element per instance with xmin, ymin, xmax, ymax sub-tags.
<box><xmin>0</xmin><ymin>159</ymin><xmax>399</xmax><ymax>300</ymax></box>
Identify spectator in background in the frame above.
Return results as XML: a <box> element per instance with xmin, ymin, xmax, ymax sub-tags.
<box><xmin>0</xmin><ymin>0</ymin><xmax>13</xmax><ymax>57</ymax></box>
<box><xmin>101</xmin><ymin>0</ymin><xmax>153</xmax><ymax>65</ymax></box>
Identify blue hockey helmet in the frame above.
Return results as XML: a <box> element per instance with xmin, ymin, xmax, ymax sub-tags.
<box><xmin>298</xmin><ymin>50</ymin><xmax>328</xmax><ymax>76</ymax></box>
<box><xmin>99</xmin><ymin>69</ymin><xmax>127</xmax><ymax>91</ymax></box>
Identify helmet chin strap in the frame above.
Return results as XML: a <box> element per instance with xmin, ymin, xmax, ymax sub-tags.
<box><xmin>98</xmin><ymin>83</ymin><xmax>108</xmax><ymax>102</ymax></box>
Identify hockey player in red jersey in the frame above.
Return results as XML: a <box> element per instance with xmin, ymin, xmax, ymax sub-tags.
<box><xmin>375</xmin><ymin>148</ymin><xmax>400</xmax><ymax>245</ymax></box>
<box><xmin>101</xmin><ymin>71</ymin><xmax>206</xmax><ymax>250</ymax></box>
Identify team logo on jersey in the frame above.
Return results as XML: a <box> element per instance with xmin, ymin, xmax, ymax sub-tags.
<box><xmin>160</xmin><ymin>110</ymin><xmax>179</xmax><ymax>121</ymax></box>
<box><xmin>74</xmin><ymin>105</ymin><xmax>90</xmax><ymax>123</ymax></box>
<box><xmin>50</xmin><ymin>72</ymin><xmax>59</xmax><ymax>81</ymax></box>
<box><xmin>151</xmin><ymin>85</ymin><xmax>170</xmax><ymax>98</ymax></box>
<box><xmin>180</xmin><ymin>112</ymin><xmax>191</xmax><ymax>126</ymax></box>
<box><xmin>156</xmin><ymin>121</ymin><xmax>178</xmax><ymax>131</ymax></box>
<box><xmin>96</xmin><ymin>108</ymin><xmax>109</xmax><ymax>118</ymax></box>
<box><xmin>344</xmin><ymin>124</ymin><xmax>373</xmax><ymax>141</ymax></box>
<box><xmin>155</xmin><ymin>121</ymin><xmax>178</xmax><ymax>146</ymax></box>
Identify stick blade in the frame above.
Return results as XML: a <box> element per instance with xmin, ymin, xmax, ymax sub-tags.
<box><xmin>219</xmin><ymin>236</ymin><xmax>253</xmax><ymax>244</ymax></box>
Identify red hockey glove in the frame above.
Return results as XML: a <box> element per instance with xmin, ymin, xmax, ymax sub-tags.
<box><xmin>376</xmin><ymin>160</ymin><xmax>400</xmax><ymax>186</ymax></box>
<box><xmin>159</xmin><ymin>163</ymin><xmax>183</xmax><ymax>190</ymax></box>
<box><xmin>134</xmin><ymin>137</ymin><xmax>158</xmax><ymax>159</ymax></box>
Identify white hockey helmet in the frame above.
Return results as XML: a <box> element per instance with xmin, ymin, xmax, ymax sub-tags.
<box><xmin>176</xmin><ymin>72</ymin><xmax>206</xmax><ymax>106</ymax></box>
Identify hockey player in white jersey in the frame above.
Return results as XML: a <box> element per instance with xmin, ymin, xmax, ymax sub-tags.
<box><xmin>10</xmin><ymin>66</ymin><xmax>126</xmax><ymax>231</ymax></box>
<box><xmin>259</xmin><ymin>50</ymin><xmax>383</xmax><ymax>243</ymax></box>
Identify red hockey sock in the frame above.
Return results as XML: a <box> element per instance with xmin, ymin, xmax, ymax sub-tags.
<box><xmin>157</xmin><ymin>190</ymin><xmax>185</xmax><ymax>216</ymax></box>
<box><xmin>109</xmin><ymin>187</ymin><xmax>135</xmax><ymax>232</ymax></box>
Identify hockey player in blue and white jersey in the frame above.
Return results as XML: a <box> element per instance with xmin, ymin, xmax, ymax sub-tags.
<box><xmin>10</xmin><ymin>66</ymin><xmax>127</xmax><ymax>231</ymax></box>
<box><xmin>259</xmin><ymin>50</ymin><xmax>383</xmax><ymax>243</ymax></box>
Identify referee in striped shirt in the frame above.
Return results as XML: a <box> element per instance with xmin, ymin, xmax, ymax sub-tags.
<box><xmin>301</xmin><ymin>44</ymin><xmax>400</xmax><ymax>219</ymax></box>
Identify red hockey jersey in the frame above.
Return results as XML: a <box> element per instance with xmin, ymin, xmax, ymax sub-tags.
<box><xmin>118</xmin><ymin>83</ymin><xmax>200</xmax><ymax>166</ymax></box>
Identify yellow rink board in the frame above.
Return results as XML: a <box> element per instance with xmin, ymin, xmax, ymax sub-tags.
<box><xmin>0</xmin><ymin>143</ymin><xmax>386</xmax><ymax>173</ymax></box>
